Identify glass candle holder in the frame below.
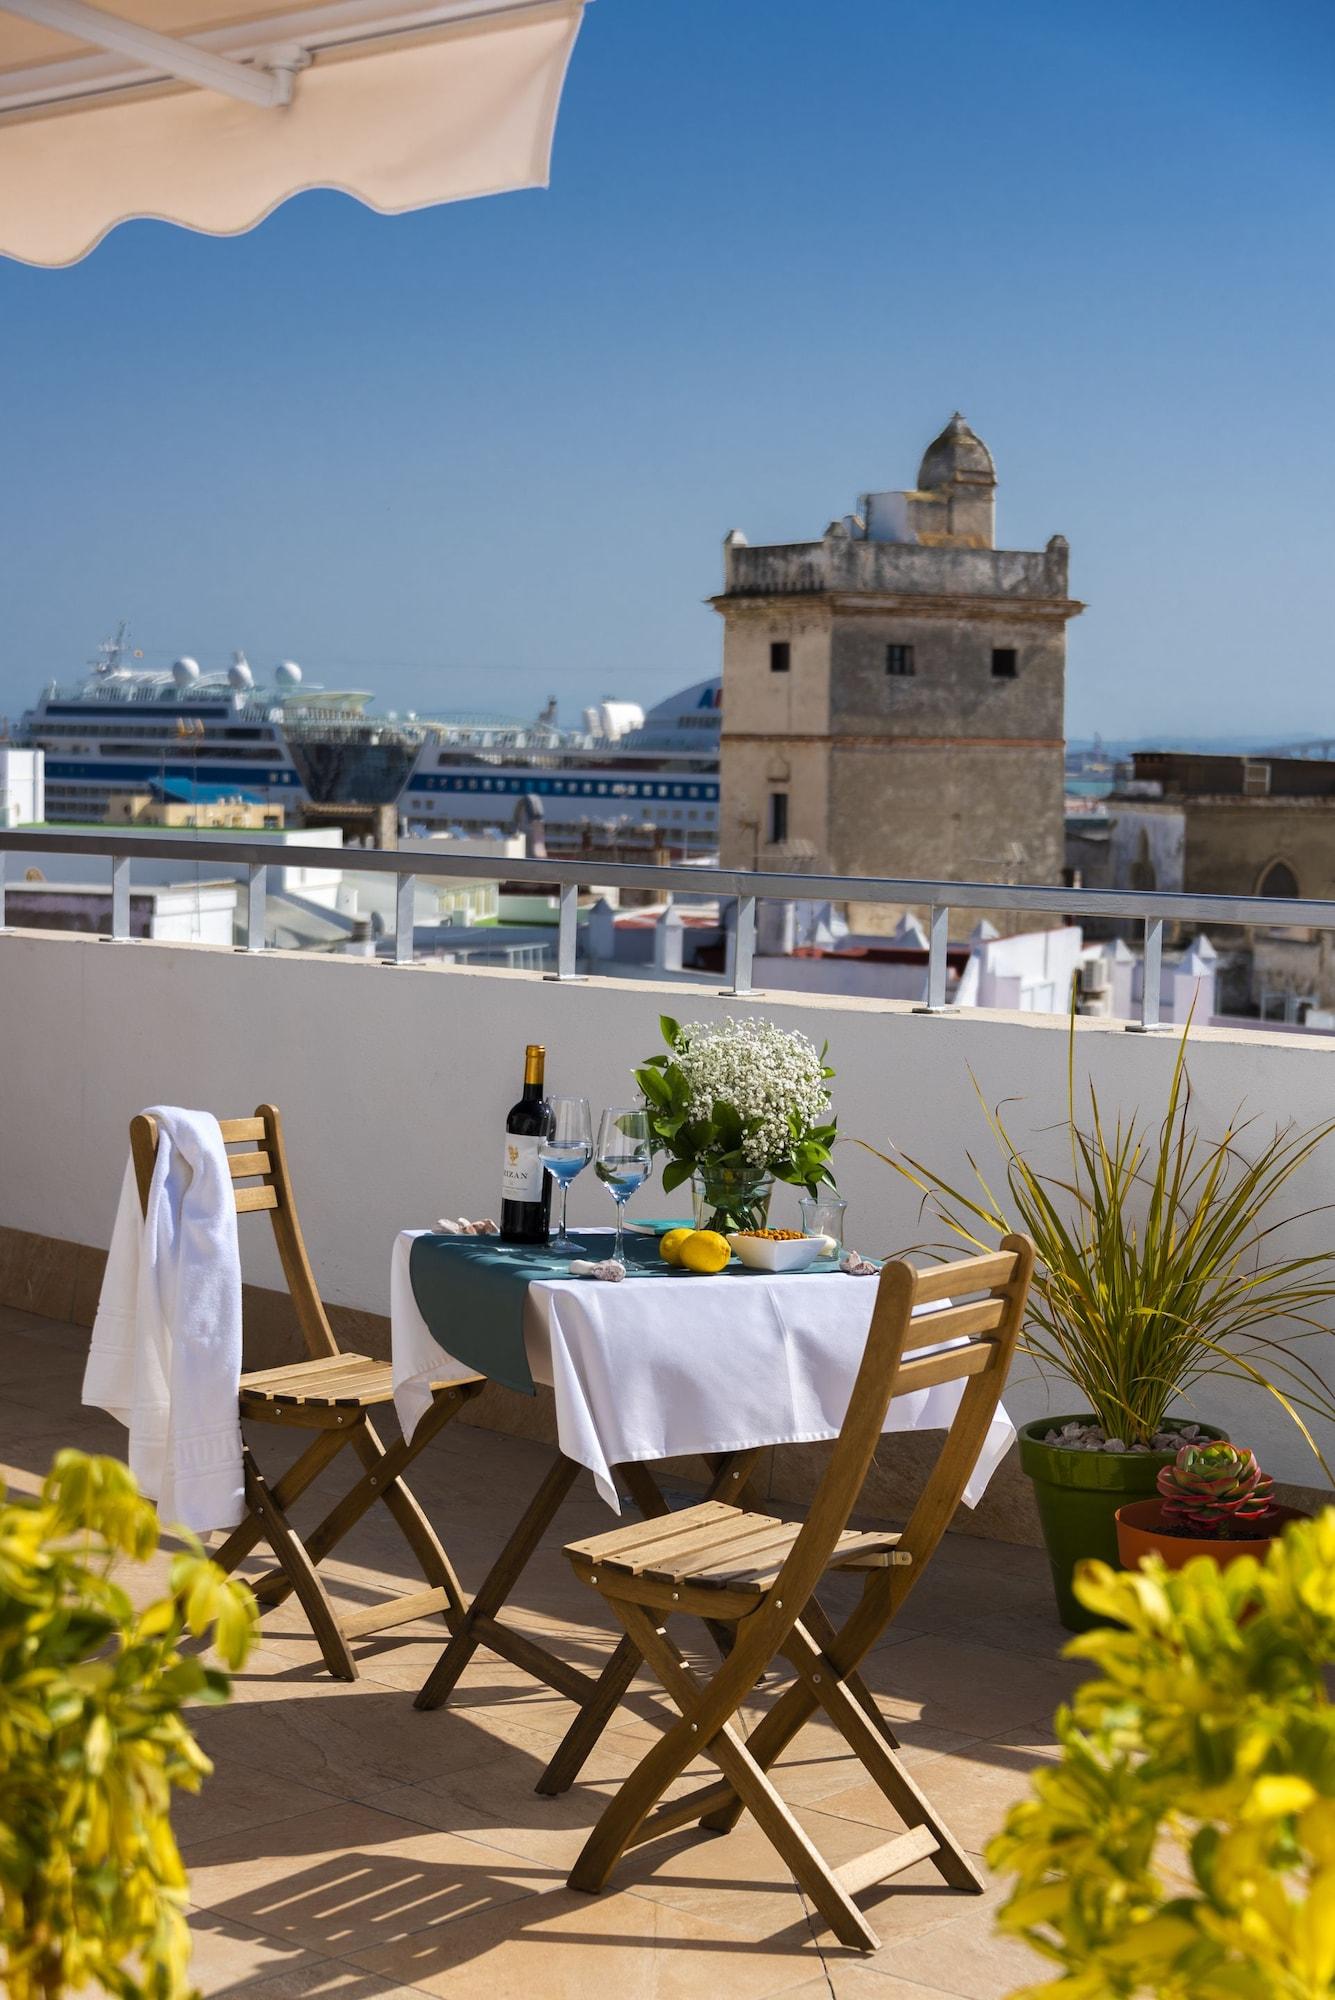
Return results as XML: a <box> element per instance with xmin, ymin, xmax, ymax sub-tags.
<box><xmin>799</xmin><ymin>1192</ymin><xmax>847</xmax><ymax>1257</ymax></box>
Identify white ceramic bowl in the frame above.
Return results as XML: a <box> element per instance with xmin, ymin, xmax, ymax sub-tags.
<box><xmin>726</xmin><ymin>1232</ymin><xmax>828</xmax><ymax>1273</ymax></box>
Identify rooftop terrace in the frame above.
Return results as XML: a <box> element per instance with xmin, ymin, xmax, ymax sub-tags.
<box><xmin>1</xmin><ymin>1297</ymin><xmax>1072</xmax><ymax>1999</ymax></box>
<box><xmin>3</xmin><ymin>836</ymin><xmax>1334</xmax><ymax>1993</ymax></box>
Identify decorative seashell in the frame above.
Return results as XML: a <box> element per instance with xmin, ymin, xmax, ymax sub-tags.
<box><xmin>839</xmin><ymin>1250</ymin><xmax>878</xmax><ymax>1276</ymax></box>
<box><xmin>568</xmin><ymin>1258</ymin><xmax>627</xmax><ymax>1281</ymax></box>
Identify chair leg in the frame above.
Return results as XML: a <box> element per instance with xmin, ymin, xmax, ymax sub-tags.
<box><xmin>700</xmin><ymin>1572</ymin><xmax>899</xmax><ymax>1836</ymax></box>
<box><xmin>535</xmin><ymin>1448</ymin><xmax>764</xmax><ymax>1797</ymax></box>
<box><xmin>570</xmin><ymin>1601</ymin><xmax>880</xmax><ymax>1953</ymax></box>
<box><xmin>803</xmin><ymin>1594</ymin><xmax>901</xmax><ymax>1750</ymax></box>
<box><xmin>349</xmin><ymin>1408</ymin><xmax>468</xmax><ymax>1621</ymax></box>
<box><xmin>534</xmin><ymin>1632</ymin><xmax>644</xmax><ymax>1796</ymax></box>
<box><xmin>784</xmin><ymin>1621</ymin><xmax>983</xmax><ymax>1893</ymax></box>
<box><xmin>246</xmin><ymin>1387</ymin><xmax>473</xmax><ymax>1618</ymax></box>
<box><xmin>241</xmin><ymin>1445</ymin><xmax>358</xmax><ymax>1680</ymax></box>
<box><xmin>211</xmin><ymin>1424</ymin><xmax>352</xmax><ymax>1579</ymax></box>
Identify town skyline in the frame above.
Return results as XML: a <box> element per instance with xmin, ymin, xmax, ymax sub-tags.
<box><xmin>2</xmin><ymin>0</ymin><xmax>1330</xmax><ymax>741</ymax></box>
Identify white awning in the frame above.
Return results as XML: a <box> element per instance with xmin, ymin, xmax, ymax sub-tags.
<box><xmin>0</xmin><ymin>0</ymin><xmax>586</xmax><ymax>266</ymax></box>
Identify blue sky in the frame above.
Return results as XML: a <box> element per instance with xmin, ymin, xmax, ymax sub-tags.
<box><xmin>2</xmin><ymin>0</ymin><xmax>1331</xmax><ymax>741</ymax></box>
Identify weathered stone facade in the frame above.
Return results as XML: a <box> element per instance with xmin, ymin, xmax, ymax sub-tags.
<box><xmin>1066</xmin><ymin>753</ymin><xmax>1335</xmax><ymax>1014</ymax></box>
<box><xmin>714</xmin><ymin>416</ymin><xmax>1083</xmax><ymax>929</ymax></box>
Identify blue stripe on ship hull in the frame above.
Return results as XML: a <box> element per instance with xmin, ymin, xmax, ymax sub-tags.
<box><xmin>403</xmin><ymin>774</ymin><xmax>719</xmax><ymax>801</ymax></box>
<box><xmin>45</xmin><ymin>761</ymin><xmax>301</xmax><ymax>786</ymax></box>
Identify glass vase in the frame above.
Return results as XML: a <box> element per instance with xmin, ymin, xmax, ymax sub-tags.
<box><xmin>692</xmin><ymin>1164</ymin><xmax>774</xmax><ymax>1236</ymax></box>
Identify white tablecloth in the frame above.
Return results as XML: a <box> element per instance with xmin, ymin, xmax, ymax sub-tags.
<box><xmin>390</xmin><ymin>1229</ymin><xmax>1015</xmax><ymax>1512</ymax></box>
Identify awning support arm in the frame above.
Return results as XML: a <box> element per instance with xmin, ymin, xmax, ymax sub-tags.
<box><xmin>0</xmin><ymin>0</ymin><xmax>307</xmax><ymax>107</ymax></box>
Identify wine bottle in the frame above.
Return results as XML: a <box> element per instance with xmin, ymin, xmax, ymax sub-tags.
<box><xmin>499</xmin><ymin>1043</ymin><xmax>554</xmax><ymax>1244</ymax></box>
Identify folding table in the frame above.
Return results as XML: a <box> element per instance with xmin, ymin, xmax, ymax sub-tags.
<box><xmin>389</xmin><ymin>1226</ymin><xmax>1016</xmax><ymax>1794</ymax></box>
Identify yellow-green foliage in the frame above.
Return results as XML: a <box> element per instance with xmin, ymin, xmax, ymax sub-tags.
<box><xmin>0</xmin><ymin>1451</ymin><xmax>258</xmax><ymax>2000</ymax></box>
<box><xmin>988</xmin><ymin>1511</ymin><xmax>1335</xmax><ymax>1998</ymax></box>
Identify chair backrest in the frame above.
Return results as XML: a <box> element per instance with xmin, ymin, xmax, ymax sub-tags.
<box><xmin>128</xmin><ymin>1103</ymin><xmax>339</xmax><ymax>1363</ymax></box>
<box><xmin>763</xmin><ymin>1234</ymin><xmax>1034</xmax><ymax>1636</ymax></box>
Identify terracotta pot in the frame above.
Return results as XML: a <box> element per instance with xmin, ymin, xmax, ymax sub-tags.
<box><xmin>1115</xmin><ymin>1497</ymin><xmax>1308</xmax><ymax>1572</ymax></box>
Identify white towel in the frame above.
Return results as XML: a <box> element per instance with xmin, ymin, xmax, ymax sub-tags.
<box><xmin>83</xmin><ymin>1108</ymin><xmax>245</xmax><ymax>1532</ymax></box>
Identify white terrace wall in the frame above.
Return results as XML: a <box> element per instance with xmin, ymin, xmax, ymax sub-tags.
<box><xmin>2</xmin><ymin>927</ymin><xmax>1334</xmax><ymax>1486</ymax></box>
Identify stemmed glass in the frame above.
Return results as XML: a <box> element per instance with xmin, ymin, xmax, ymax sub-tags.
<box><xmin>595</xmin><ymin>1106</ymin><xmax>652</xmax><ymax>1264</ymax></box>
<box><xmin>538</xmin><ymin>1097</ymin><xmax>593</xmax><ymax>1256</ymax></box>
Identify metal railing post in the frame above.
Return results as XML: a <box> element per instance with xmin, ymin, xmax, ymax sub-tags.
<box><xmin>545</xmin><ymin>881</ymin><xmax>585</xmax><ymax>982</ymax></box>
<box><xmin>5</xmin><ymin>827</ymin><xmax>1335</xmax><ymax>1037</ymax></box>
<box><xmin>729</xmin><ymin>894</ymin><xmax>756</xmax><ymax>997</ymax></box>
<box><xmin>245</xmin><ymin>863</ymin><xmax>266</xmax><ymax>951</ymax></box>
<box><xmin>1129</xmin><ymin>916</ymin><xmax>1164</xmax><ymax>1032</ymax></box>
<box><xmin>394</xmin><ymin>873</ymin><xmax>416</xmax><ymax>965</ymax></box>
<box><xmin>110</xmin><ymin>855</ymin><xmax>130</xmax><ymax>941</ymax></box>
<box><xmin>915</xmin><ymin>904</ymin><xmax>951</xmax><ymax>1012</ymax></box>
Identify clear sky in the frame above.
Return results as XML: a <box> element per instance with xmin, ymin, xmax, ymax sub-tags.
<box><xmin>2</xmin><ymin>0</ymin><xmax>1331</xmax><ymax>742</ymax></box>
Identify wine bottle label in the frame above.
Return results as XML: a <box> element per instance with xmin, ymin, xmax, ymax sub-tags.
<box><xmin>502</xmin><ymin>1134</ymin><xmax>544</xmax><ymax>1202</ymax></box>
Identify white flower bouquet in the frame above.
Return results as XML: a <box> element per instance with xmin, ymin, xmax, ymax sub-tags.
<box><xmin>634</xmin><ymin>1015</ymin><xmax>837</xmax><ymax>1232</ymax></box>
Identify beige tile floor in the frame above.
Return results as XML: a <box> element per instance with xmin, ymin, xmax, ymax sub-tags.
<box><xmin>0</xmin><ymin>1302</ymin><xmax>1080</xmax><ymax>1999</ymax></box>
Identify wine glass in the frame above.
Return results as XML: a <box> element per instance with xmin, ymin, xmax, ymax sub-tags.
<box><xmin>539</xmin><ymin>1097</ymin><xmax>593</xmax><ymax>1256</ymax></box>
<box><xmin>595</xmin><ymin>1106</ymin><xmax>652</xmax><ymax>1264</ymax></box>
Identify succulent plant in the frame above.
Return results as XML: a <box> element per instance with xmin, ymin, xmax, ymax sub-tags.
<box><xmin>1157</xmin><ymin>1440</ymin><xmax>1277</xmax><ymax>1537</ymax></box>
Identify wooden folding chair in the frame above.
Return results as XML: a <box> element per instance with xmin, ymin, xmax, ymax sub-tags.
<box><xmin>130</xmin><ymin>1104</ymin><xmax>481</xmax><ymax>1682</ymax></box>
<box><xmin>561</xmin><ymin>1235</ymin><xmax>1034</xmax><ymax>1952</ymax></box>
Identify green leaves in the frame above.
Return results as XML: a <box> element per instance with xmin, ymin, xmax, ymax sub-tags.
<box><xmin>988</xmin><ymin>1514</ymin><xmax>1335</xmax><ymax>1997</ymax></box>
<box><xmin>0</xmin><ymin>1451</ymin><xmax>257</xmax><ymax>2000</ymax></box>
<box><xmin>632</xmin><ymin>1016</ymin><xmax>839</xmax><ymax>1195</ymax></box>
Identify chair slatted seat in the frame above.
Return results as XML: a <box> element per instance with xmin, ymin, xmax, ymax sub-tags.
<box><xmin>130</xmin><ymin>1104</ymin><xmax>480</xmax><ymax>1681</ymax></box>
<box><xmin>582</xmin><ymin>1509</ymin><xmax>909</xmax><ymax>1598</ymax></box>
<box><xmin>562</xmin><ymin>1235</ymin><xmax>1035</xmax><ymax>1953</ymax></box>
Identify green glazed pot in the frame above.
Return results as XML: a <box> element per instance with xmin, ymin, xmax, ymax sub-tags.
<box><xmin>1018</xmin><ymin>1413</ymin><xmax>1229</xmax><ymax>1631</ymax></box>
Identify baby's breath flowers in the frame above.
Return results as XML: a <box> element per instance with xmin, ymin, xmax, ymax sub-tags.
<box><xmin>634</xmin><ymin>1014</ymin><xmax>838</xmax><ymax>1200</ymax></box>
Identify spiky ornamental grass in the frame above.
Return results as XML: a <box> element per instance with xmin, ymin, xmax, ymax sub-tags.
<box><xmin>860</xmin><ymin>1017</ymin><xmax>1335</xmax><ymax>1478</ymax></box>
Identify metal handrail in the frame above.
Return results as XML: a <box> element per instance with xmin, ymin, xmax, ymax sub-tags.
<box><xmin>1</xmin><ymin>825</ymin><xmax>1328</xmax><ymax>1031</ymax></box>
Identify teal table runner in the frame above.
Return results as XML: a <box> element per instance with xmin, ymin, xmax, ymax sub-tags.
<box><xmin>407</xmin><ymin>1229</ymin><xmax>839</xmax><ymax>1397</ymax></box>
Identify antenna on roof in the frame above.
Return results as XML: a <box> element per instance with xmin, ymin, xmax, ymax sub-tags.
<box><xmin>90</xmin><ymin>620</ymin><xmax>132</xmax><ymax>675</ymax></box>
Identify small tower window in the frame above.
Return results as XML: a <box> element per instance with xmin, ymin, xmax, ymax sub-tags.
<box><xmin>991</xmin><ymin>648</ymin><xmax>1018</xmax><ymax>679</ymax></box>
<box><xmin>769</xmin><ymin>641</ymin><xmax>790</xmax><ymax>674</ymax></box>
<box><xmin>767</xmin><ymin>792</ymin><xmax>789</xmax><ymax>845</ymax></box>
<box><xmin>886</xmin><ymin>644</ymin><xmax>915</xmax><ymax>677</ymax></box>
<box><xmin>1260</xmin><ymin>861</ymin><xmax>1299</xmax><ymax>900</ymax></box>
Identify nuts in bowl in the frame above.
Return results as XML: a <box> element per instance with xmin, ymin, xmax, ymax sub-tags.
<box><xmin>726</xmin><ymin>1229</ymin><xmax>828</xmax><ymax>1273</ymax></box>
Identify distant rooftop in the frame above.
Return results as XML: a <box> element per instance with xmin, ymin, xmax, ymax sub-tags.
<box><xmin>150</xmin><ymin>777</ymin><xmax>264</xmax><ymax>806</ymax></box>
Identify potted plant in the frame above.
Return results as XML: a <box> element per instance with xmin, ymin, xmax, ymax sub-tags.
<box><xmin>988</xmin><ymin>1515</ymin><xmax>1335</xmax><ymax>1997</ymax></box>
<box><xmin>863</xmin><ymin>1019</ymin><xmax>1335</xmax><ymax>1630</ymax></box>
<box><xmin>634</xmin><ymin>1014</ymin><xmax>837</xmax><ymax>1235</ymax></box>
<box><xmin>0</xmin><ymin>1449</ymin><xmax>257</xmax><ymax>2000</ymax></box>
<box><xmin>1116</xmin><ymin>1438</ymin><xmax>1307</xmax><ymax>1572</ymax></box>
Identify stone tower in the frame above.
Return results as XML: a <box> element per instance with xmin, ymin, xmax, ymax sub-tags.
<box><xmin>714</xmin><ymin>415</ymin><xmax>1083</xmax><ymax>921</ymax></box>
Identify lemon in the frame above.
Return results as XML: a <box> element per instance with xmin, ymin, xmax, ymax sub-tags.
<box><xmin>659</xmin><ymin>1228</ymin><xmax>693</xmax><ymax>1267</ymax></box>
<box><xmin>678</xmin><ymin>1229</ymin><xmax>731</xmax><ymax>1275</ymax></box>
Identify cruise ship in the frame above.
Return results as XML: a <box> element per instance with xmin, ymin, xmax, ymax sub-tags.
<box><xmin>19</xmin><ymin>629</ymin><xmax>722</xmax><ymax>854</ymax></box>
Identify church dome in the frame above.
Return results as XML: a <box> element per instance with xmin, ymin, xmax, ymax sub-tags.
<box><xmin>917</xmin><ymin>412</ymin><xmax>995</xmax><ymax>490</ymax></box>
